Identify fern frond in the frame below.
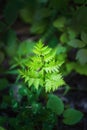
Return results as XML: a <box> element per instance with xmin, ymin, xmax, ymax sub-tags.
<box><xmin>44</xmin><ymin>49</ymin><xmax>56</xmax><ymax>62</ymax></box>
<box><xmin>45</xmin><ymin>73</ymin><xmax>65</xmax><ymax>92</ymax></box>
<box><xmin>42</xmin><ymin>47</ymin><xmax>52</xmax><ymax>56</ymax></box>
<box><xmin>28</xmin><ymin>78</ymin><xmax>34</xmax><ymax>86</ymax></box>
<box><xmin>17</xmin><ymin>40</ymin><xmax>65</xmax><ymax>92</ymax></box>
<box><xmin>33</xmin><ymin>40</ymin><xmax>52</xmax><ymax>56</ymax></box>
<box><xmin>44</xmin><ymin>61</ymin><xmax>59</xmax><ymax>73</ymax></box>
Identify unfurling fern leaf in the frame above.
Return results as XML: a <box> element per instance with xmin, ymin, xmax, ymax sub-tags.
<box><xmin>17</xmin><ymin>40</ymin><xmax>65</xmax><ymax>92</ymax></box>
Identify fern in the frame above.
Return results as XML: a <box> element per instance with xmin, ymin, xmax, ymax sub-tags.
<box><xmin>17</xmin><ymin>40</ymin><xmax>65</xmax><ymax>92</ymax></box>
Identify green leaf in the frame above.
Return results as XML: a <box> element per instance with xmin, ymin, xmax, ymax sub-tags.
<box><xmin>81</xmin><ymin>31</ymin><xmax>87</xmax><ymax>43</ymax></box>
<box><xmin>28</xmin><ymin>78</ymin><xmax>34</xmax><ymax>86</ymax></box>
<box><xmin>30</xmin><ymin>21</ymin><xmax>47</xmax><ymax>34</ymax></box>
<box><xmin>67</xmin><ymin>39</ymin><xmax>86</xmax><ymax>48</ymax></box>
<box><xmin>33</xmin><ymin>79</ymin><xmax>40</xmax><ymax>89</ymax></box>
<box><xmin>17</xmin><ymin>40</ymin><xmax>35</xmax><ymax>56</ymax></box>
<box><xmin>53</xmin><ymin>17</ymin><xmax>66</xmax><ymax>31</ymax></box>
<box><xmin>4</xmin><ymin>0</ymin><xmax>21</xmax><ymax>25</ymax></box>
<box><xmin>18</xmin><ymin>87</ymin><xmax>28</xmax><ymax>96</ymax></box>
<box><xmin>47</xmin><ymin>95</ymin><xmax>64</xmax><ymax>115</ymax></box>
<box><xmin>5</xmin><ymin>29</ymin><xmax>17</xmax><ymax>57</ymax></box>
<box><xmin>12</xmin><ymin>100</ymin><xmax>18</xmax><ymax>108</ymax></box>
<box><xmin>19</xmin><ymin>8</ymin><xmax>33</xmax><ymax>23</ymax></box>
<box><xmin>60</xmin><ymin>33</ymin><xmax>69</xmax><ymax>43</ymax></box>
<box><xmin>75</xmin><ymin>64</ymin><xmax>87</xmax><ymax>75</ymax></box>
<box><xmin>56</xmin><ymin>45</ymin><xmax>67</xmax><ymax>54</ymax></box>
<box><xmin>63</xmin><ymin>108</ymin><xmax>83</xmax><ymax>125</ymax></box>
<box><xmin>67</xmin><ymin>28</ymin><xmax>77</xmax><ymax>40</ymax></box>
<box><xmin>71</xmin><ymin>7</ymin><xmax>87</xmax><ymax>32</ymax></box>
<box><xmin>66</xmin><ymin>62</ymin><xmax>87</xmax><ymax>75</ymax></box>
<box><xmin>76</xmin><ymin>49</ymin><xmax>87</xmax><ymax>65</ymax></box>
<box><xmin>32</xmin><ymin>102</ymin><xmax>41</xmax><ymax>114</ymax></box>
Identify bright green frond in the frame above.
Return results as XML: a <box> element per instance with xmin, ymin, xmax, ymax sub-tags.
<box><xmin>44</xmin><ymin>61</ymin><xmax>59</xmax><ymax>73</ymax></box>
<box><xmin>44</xmin><ymin>49</ymin><xmax>56</xmax><ymax>62</ymax></box>
<box><xmin>17</xmin><ymin>40</ymin><xmax>65</xmax><ymax>92</ymax></box>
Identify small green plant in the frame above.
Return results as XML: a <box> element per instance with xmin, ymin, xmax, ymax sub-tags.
<box><xmin>10</xmin><ymin>40</ymin><xmax>83</xmax><ymax>130</ymax></box>
<box><xmin>18</xmin><ymin>40</ymin><xmax>65</xmax><ymax>92</ymax></box>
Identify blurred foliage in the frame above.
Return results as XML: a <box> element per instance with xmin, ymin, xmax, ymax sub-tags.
<box><xmin>0</xmin><ymin>0</ymin><xmax>87</xmax><ymax>76</ymax></box>
<box><xmin>0</xmin><ymin>0</ymin><xmax>86</xmax><ymax>129</ymax></box>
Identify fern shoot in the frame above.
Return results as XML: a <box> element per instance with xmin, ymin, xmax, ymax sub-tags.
<box><xmin>18</xmin><ymin>40</ymin><xmax>65</xmax><ymax>92</ymax></box>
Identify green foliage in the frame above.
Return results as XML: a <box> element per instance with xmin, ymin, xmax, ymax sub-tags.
<box><xmin>0</xmin><ymin>0</ymin><xmax>85</xmax><ymax>129</ymax></box>
<box><xmin>17</xmin><ymin>40</ymin><xmax>36</xmax><ymax>56</ymax></box>
<box><xmin>5</xmin><ymin>29</ymin><xmax>17</xmax><ymax>57</ymax></box>
<box><xmin>53</xmin><ymin>16</ymin><xmax>66</xmax><ymax>31</ymax></box>
<box><xmin>4</xmin><ymin>0</ymin><xmax>22</xmax><ymax>25</ymax></box>
<box><xmin>71</xmin><ymin>6</ymin><xmax>87</xmax><ymax>32</ymax></box>
<box><xmin>66</xmin><ymin>62</ymin><xmax>87</xmax><ymax>76</ymax></box>
<box><xmin>63</xmin><ymin>108</ymin><xmax>84</xmax><ymax>125</ymax></box>
<box><xmin>76</xmin><ymin>49</ymin><xmax>87</xmax><ymax>65</ymax></box>
<box><xmin>67</xmin><ymin>39</ymin><xmax>86</xmax><ymax>48</ymax></box>
<box><xmin>81</xmin><ymin>31</ymin><xmax>87</xmax><ymax>43</ymax></box>
<box><xmin>10</xmin><ymin>40</ymin><xmax>83</xmax><ymax>129</ymax></box>
<box><xmin>17</xmin><ymin>40</ymin><xmax>65</xmax><ymax>92</ymax></box>
<box><xmin>1</xmin><ymin>0</ymin><xmax>87</xmax><ymax>76</ymax></box>
<box><xmin>47</xmin><ymin>94</ymin><xmax>64</xmax><ymax>115</ymax></box>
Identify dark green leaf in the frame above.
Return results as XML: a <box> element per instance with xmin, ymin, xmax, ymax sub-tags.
<box><xmin>19</xmin><ymin>8</ymin><xmax>33</xmax><ymax>23</ymax></box>
<box><xmin>63</xmin><ymin>108</ymin><xmax>83</xmax><ymax>125</ymax></box>
<box><xmin>4</xmin><ymin>0</ymin><xmax>22</xmax><ymax>25</ymax></box>
<box><xmin>47</xmin><ymin>94</ymin><xmax>64</xmax><ymax>115</ymax></box>
<box><xmin>5</xmin><ymin>29</ymin><xmax>17</xmax><ymax>57</ymax></box>
<box><xmin>18</xmin><ymin>87</ymin><xmax>28</xmax><ymax>96</ymax></box>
